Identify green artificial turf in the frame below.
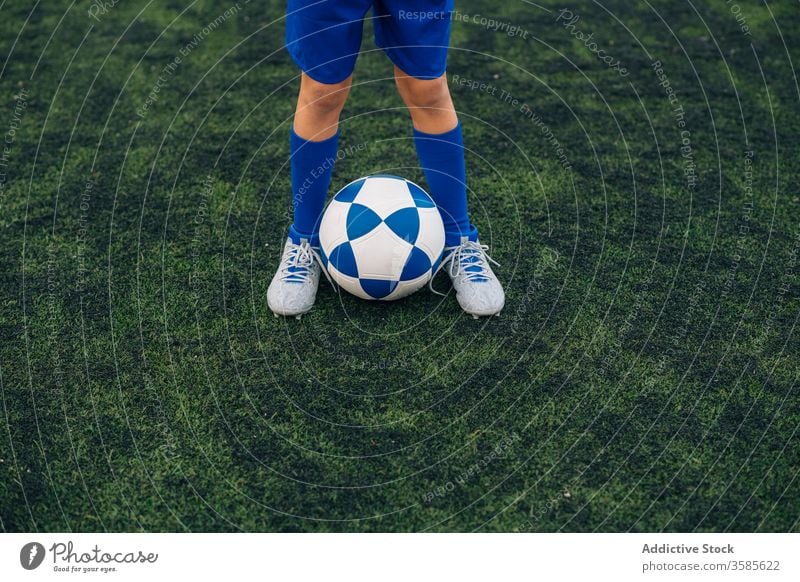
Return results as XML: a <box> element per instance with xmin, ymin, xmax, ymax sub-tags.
<box><xmin>0</xmin><ymin>0</ymin><xmax>798</xmax><ymax>532</ymax></box>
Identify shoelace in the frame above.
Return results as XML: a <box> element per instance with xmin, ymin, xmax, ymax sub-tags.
<box><xmin>279</xmin><ymin>240</ymin><xmax>333</xmax><ymax>287</ymax></box>
<box><xmin>429</xmin><ymin>241</ymin><xmax>500</xmax><ymax>296</ymax></box>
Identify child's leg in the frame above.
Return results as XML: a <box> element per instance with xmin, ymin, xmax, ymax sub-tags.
<box><xmin>289</xmin><ymin>73</ymin><xmax>351</xmax><ymax>245</ymax></box>
<box><xmin>294</xmin><ymin>72</ymin><xmax>351</xmax><ymax>140</ymax></box>
<box><xmin>394</xmin><ymin>66</ymin><xmax>475</xmax><ymax>246</ymax></box>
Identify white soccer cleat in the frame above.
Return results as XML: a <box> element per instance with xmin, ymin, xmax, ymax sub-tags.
<box><xmin>431</xmin><ymin>237</ymin><xmax>505</xmax><ymax>317</ymax></box>
<box><xmin>267</xmin><ymin>237</ymin><xmax>327</xmax><ymax>317</ymax></box>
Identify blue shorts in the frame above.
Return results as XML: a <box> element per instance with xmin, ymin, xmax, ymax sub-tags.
<box><xmin>286</xmin><ymin>0</ymin><xmax>455</xmax><ymax>84</ymax></box>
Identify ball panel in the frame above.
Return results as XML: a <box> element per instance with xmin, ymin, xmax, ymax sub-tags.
<box><xmin>406</xmin><ymin>179</ymin><xmax>437</xmax><ymax>208</ymax></box>
<box><xmin>350</xmin><ymin>223</ymin><xmax>413</xmax><ymax>279</ymax></box>
<box><xmin>328</xmin><ymin>241</ymin><xmax>359</xmax><ymax>278</ymax></box>
<box><xmin>359</xmin><ymin>278</ymin><xmax>399</xmax><ymax>300</ymax></box>
<box><xmin>333</xmin><ymin>178</ymin><xmax>366</xmax><ymax>203</ymax></box>
<box><xmin>384</xmin><ymin>273</ymin><xmax>431</xmax><ymax>301</ymax></box>
<box><xmin>365</xmin><ymin>173</ymin><xmax>405</xmax><ymax>180</ymax></box>
<box><xmin>400</xmin><ymin>246</ymin><xmax>432</xmax><ymax>281</ymax></box>
<box><xmin>346</xmin><ymin>203</ymin><xmax>382</xmax><ymax>240</ymax></box>
<box><xmin>319</xmin><ymin>199</ymin><xmax>351</xmax><ymax>253</ymax></box>
<box><xmin>328</xmin><ymin>264</ymin><xmax>370</xmax><ymax>300</ymax></box>
<box><xmin>352</xmin><ymin>176</ymin><xmax>414</xmax><ymax>219</ymax></box>
<box><xmin>384</xmin><ymin>207</ymin><xmax>420</xmax><ymax>245</ymax></box>
<box><xmin>413</xmin><ymin>206</ymin><xmax>446</xmax><ymax>263</ymax></box>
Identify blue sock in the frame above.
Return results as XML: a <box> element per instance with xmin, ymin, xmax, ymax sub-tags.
<box><xmin>413</xmin><ymin>122</ymin><xmax>478</xmax><ymax>247</ymax></box>
<box><xmin>289</xmin><ymin>127</ymin><xmax>340</xmax><ymax>246</ymax></box>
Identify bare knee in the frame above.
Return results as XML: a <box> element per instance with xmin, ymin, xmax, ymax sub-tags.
<box><xmin>395</xmin><ymin>70</ymin><xmax>452</xmax><ymax>111</ymax></box>
<box><xmin>297</xmin><ymin>73</ymin><xmax>351</xmax><ymax>117</ymax></box>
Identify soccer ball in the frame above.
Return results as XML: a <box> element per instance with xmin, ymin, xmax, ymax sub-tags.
<box><xmin>319</xmin><ymin>174</ymin><xmax>445</xmax><ymax>301</ymax></box>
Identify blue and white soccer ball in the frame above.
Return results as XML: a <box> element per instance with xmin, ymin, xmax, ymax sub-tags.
<box><xmin>319</xmin><ymin>174</ymin><xmax>445</xmax><ymax>301</ymax></box>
